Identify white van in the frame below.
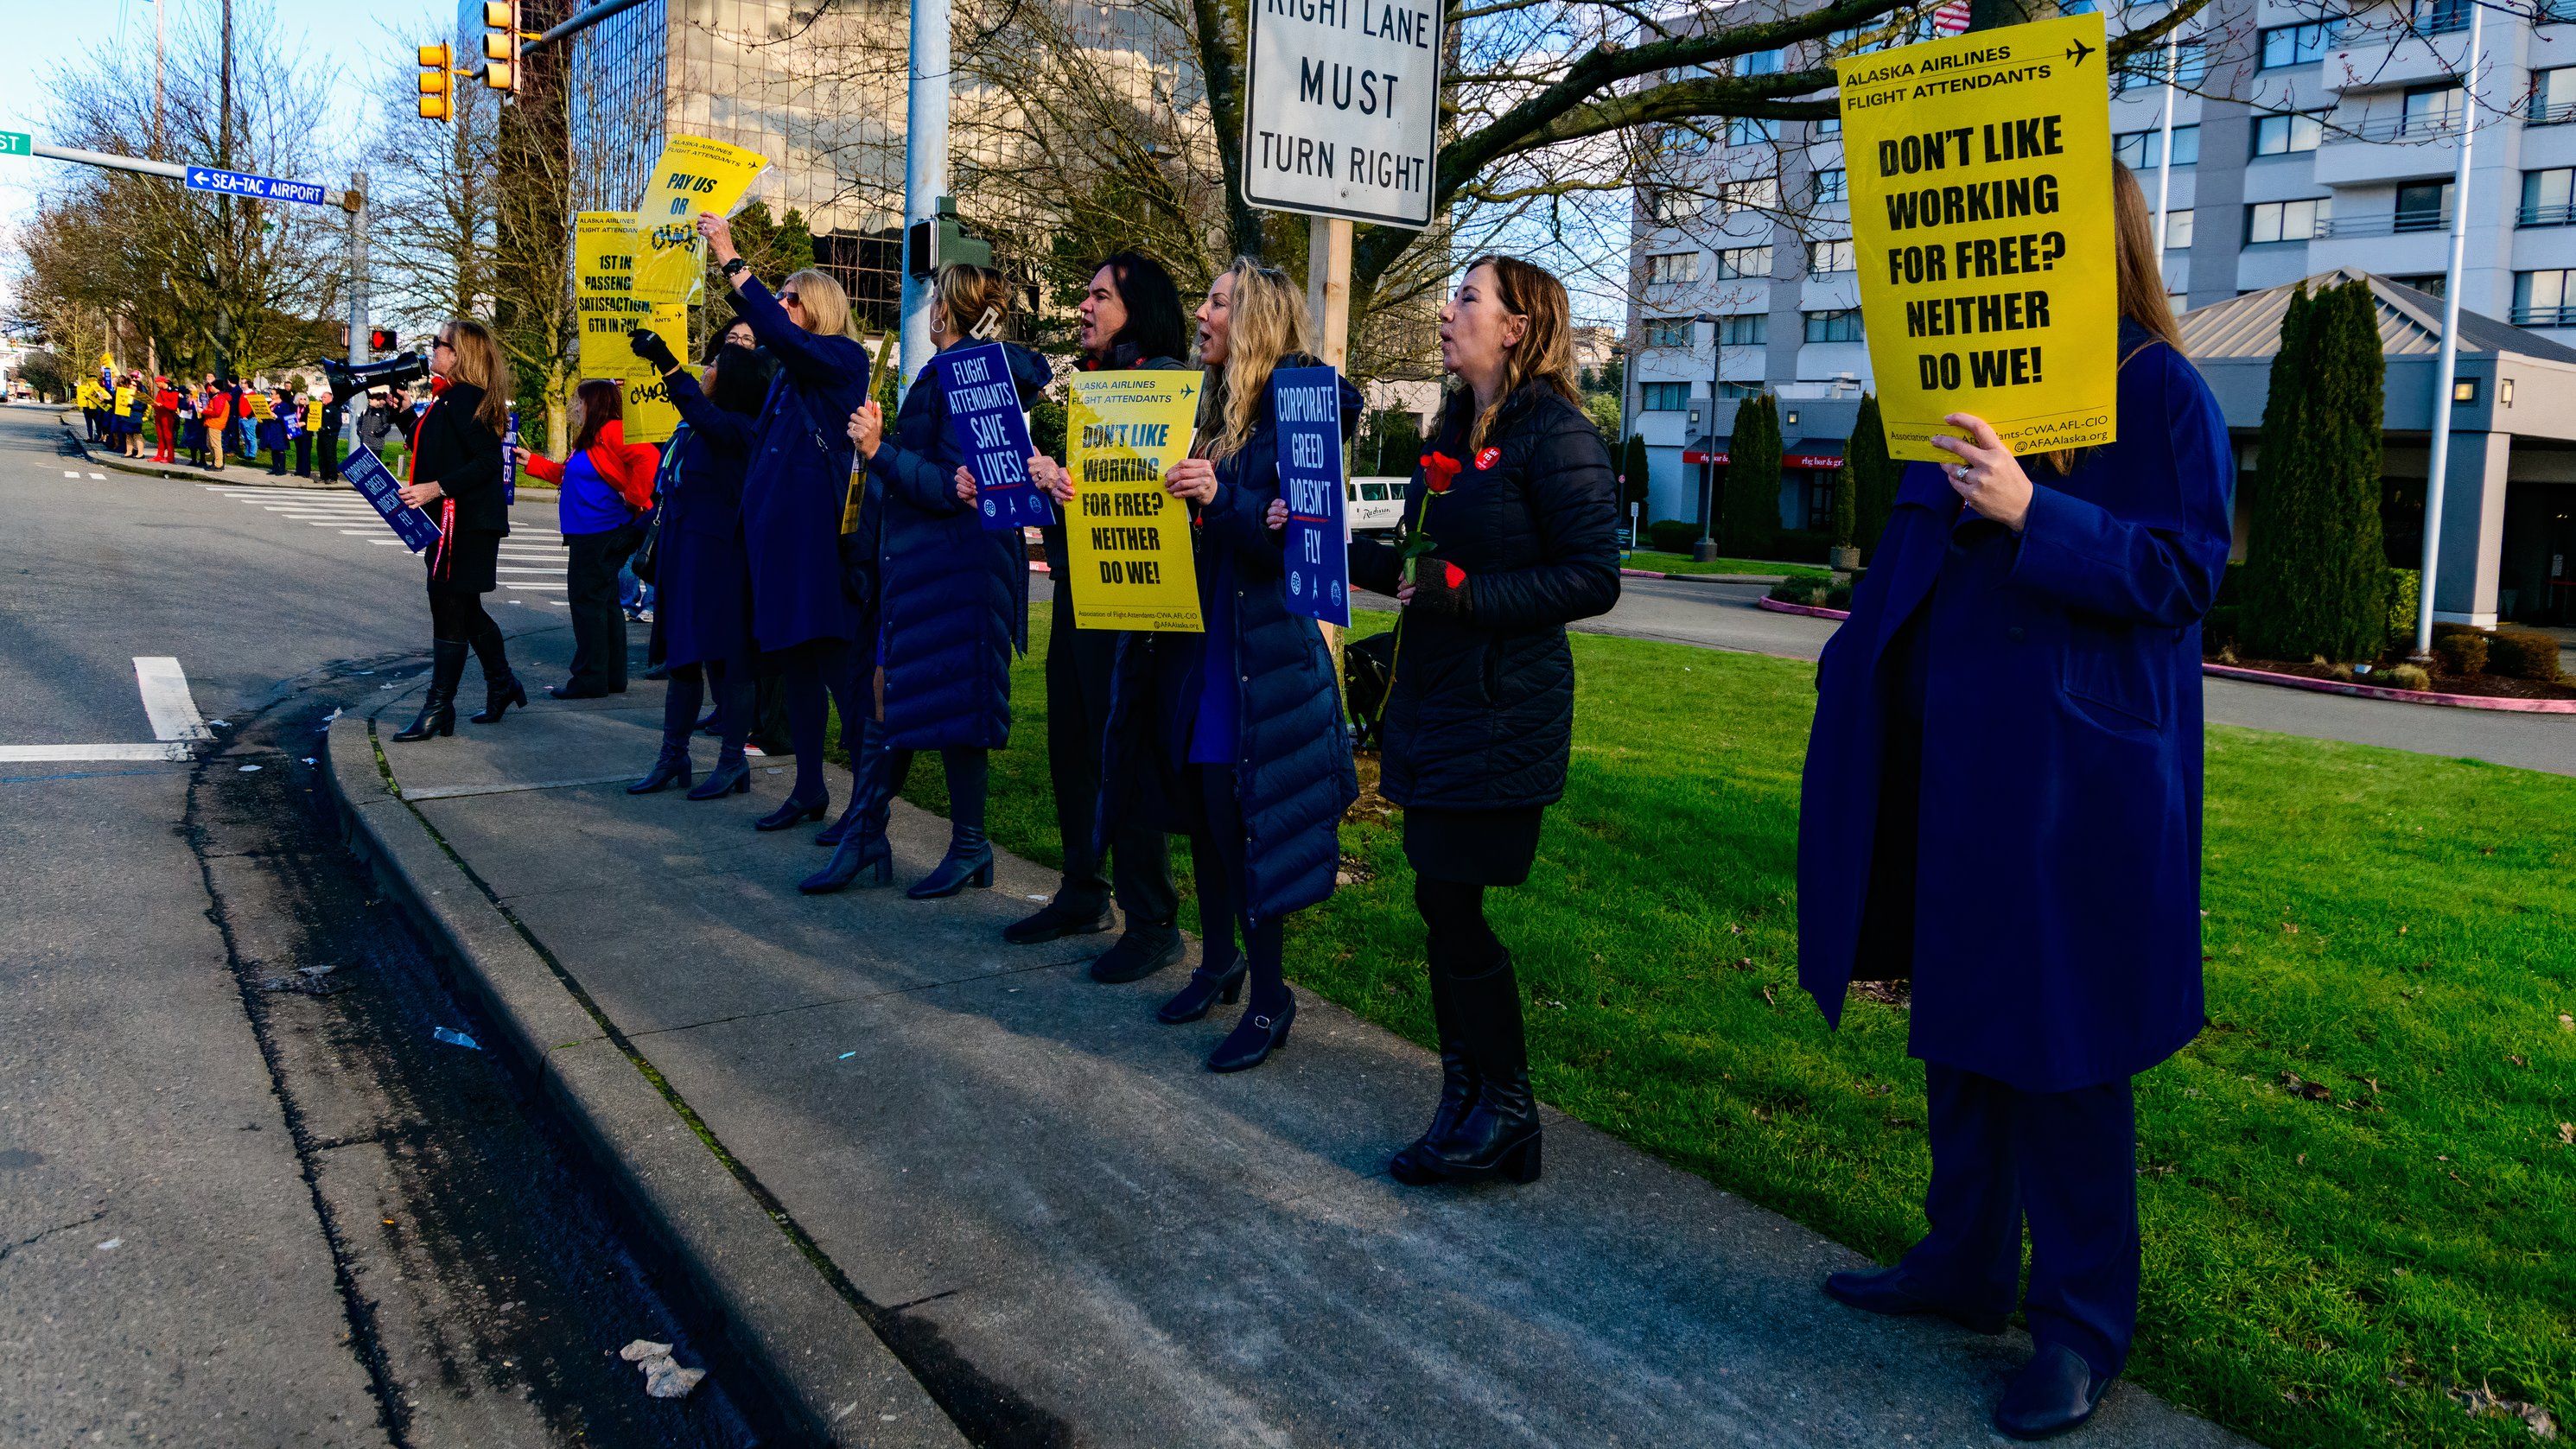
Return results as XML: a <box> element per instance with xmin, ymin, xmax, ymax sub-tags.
<box><xmin>1346</xmin><ymin>477</ymin><xmax>1407</xmax><ymax>534</ymax></box>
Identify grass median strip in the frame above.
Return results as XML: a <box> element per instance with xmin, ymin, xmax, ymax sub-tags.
<box><xmin>875</xmin><ymin>602</ymin><xmax>2572</xmax><ymax>1449</ymax></box>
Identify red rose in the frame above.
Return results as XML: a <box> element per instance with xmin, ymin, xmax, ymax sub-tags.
<box><xmin>1421</xmin><ymin>450</ymin><xmax>1463</xmax><ymax>494</ymax></box>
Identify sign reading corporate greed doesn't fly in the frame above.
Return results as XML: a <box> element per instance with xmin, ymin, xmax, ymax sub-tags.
<box><xmin>1243</xmin><ymin>0</ymin><xmax>1444</xmax><ymax>228</ymax></box>
<box><xmin>1837</xmin><ymin>13</ymin><xmax>2117</xmax><ymax>461</ymax></box>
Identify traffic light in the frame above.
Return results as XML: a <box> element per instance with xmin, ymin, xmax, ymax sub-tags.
<box><xmin>369</xmin><ymin>328</ymin><xmax>398</xmax><ymax>354</ymax></box>
<box><xmin>480</xmin><ymin>2</ymin><xmax>518</xmax><ymax>92</ymax></box>
<box><xmin>906</xmin><ymin>196</ymin><xmax>993</xmax><ymax>280</ymax></box>
<box><xmin>417</xmin><ymin>43</ymin><xmax>450</xmax><ymax>120</ymax></box>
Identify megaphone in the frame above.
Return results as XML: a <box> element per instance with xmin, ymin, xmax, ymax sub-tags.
<box><xmin>321</xmin><ymin>352</ymin><xmax>430</xmax><ymax>407</ymax></box>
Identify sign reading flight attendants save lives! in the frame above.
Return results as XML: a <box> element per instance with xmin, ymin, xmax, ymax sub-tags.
<box><xmin>1271</xmin><ymin>365</ymin><xmax>1351</xmax><ymax>628</ymax></box>
<box><xmin>933</xmin><ymin>342</ymin><xmax>1050</xmax><ymax>531</ymax></box>
<box><xmin>1065</xmin><ymin>372</ymin><xmax>1204</xmax><ymax>632</ymax></box>
<box><xmin>1242</xmin><ymin>0</ymin><xmax>1444</xmax><ymax>227</ymax></box>
<box><xmin>1836</xmin><ymin>13</ymin><xmax>2117</xmax><ymax>461</ymax></box>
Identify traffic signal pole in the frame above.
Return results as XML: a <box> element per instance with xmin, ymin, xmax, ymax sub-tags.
<box><xmin>347</xmin><ymin>172</ymin><xmax>370</xmax><ymax>366</ymax></box>
<box><xmin>900</xmin><ymin>0</ymin><xmax>951</xmax><ymax>399</ymax></box>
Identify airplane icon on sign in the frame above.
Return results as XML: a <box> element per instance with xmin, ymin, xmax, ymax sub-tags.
<box><xmin>2064</xmin><ymin>35</ymin><xmax>2096</xmax><ymax>67</ymax></box>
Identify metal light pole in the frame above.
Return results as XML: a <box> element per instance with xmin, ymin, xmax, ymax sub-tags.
<box><xmin>899</xmin><ymin>0</ymin><xmax>951</xmax><ymax>399</ymax></box>
<box><xmin>2414</xmin><ymin>0</ymin><xmax>2483</xmax><ymax>658</ymax></box>
<box><xmin>2153</xmin><ymin>25</ymin><xmax>2178</xmax><ymax>274</ymax></box>
<box><xmin>1692</xmin><ymin>312</ymin><xmax>1726</xmax><ymax>562</ymax></box>
<box><xmin>346</xmin><ymin>172</ymin><xmax>369</xmax><ymax>367</ymax></box>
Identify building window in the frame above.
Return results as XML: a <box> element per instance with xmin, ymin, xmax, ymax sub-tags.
<box><xmin>2251</xmin><ymin>111</ymin><xmax>2327</xmax><ymax>156</ymax></box>
<box><xmin>2401</xmin><ymin>83</ymin><xmax>2464</xmax><ymax>137</ymax></box>
<box><xmin>1641</xmin><ymin>317</ymin><xmax>1696</xmax><ymax>349</ymax></box>
<box><xmin>2164</xmin><ymin>208</ymin><xmax>2196</xmax><ymax>248</ymax></box>
<box><xmin>2117</xmin><ymin>38</ymin><xmax>2207</xmax><ymax>92</ymax></box>
<box><xmin>2534</xmin><ymin>68</ymin><xmax>2576</xmax><ymax>126</ymax></box>
<box><xmin>2247</xmin><ymin>198</ymin><xmax>2331</xmax><ymax>244</ymax></box>
<box><xmin>1716</xmin><ymin>246</ymin><xmax>1773</xmax><ymax>280</ymax></box>
<box><xmin>1814</xmin><ymin>115</ymin><xmax>1841</xmax><ymax>137</ymax></box>
<box><xmin>1715</xmin><ymin>380</ymin><xmax>1767</xmax><ymax>399</ymax></box>
<box><xmin>1657</xmin><ymin>124</ymin><xmax>1711</xmax><ymax>156</ymax></box>
<box><xmin>1726</xmin><ymin>116</ymin><xmax>1782</xmax><ymax>147</ymax></box>
<box><xmin>1803</xmin><ymin>473</ymin><xmax>1837</xmax><ymax>530</ymax></box>
<box><xmin>1803</xmin><ymin>308</ymin><xmax>1863</xmax><ymax>342</ymax></box>
<box><xmin>1811</xmin><ymin>168</ymin><xmax>1848</xmax><ymax>204</ymax></box>
<box><xmin>1807</xmin><ymin>238</ymin><xmax>1857</xmax><ymax>275</ymax></box>
<box><xmin>2414</xmin><ymin>0</ymin><xmax>2471</xmax><ymax>34</ymax></box>
<box><xmin>2261</xmin><ymin>22</ymin><xmax>2336</xmax><ymax>68</ymax></box>
<box><xmin>2114</xmin><ymin>124</ymin><xmax>2200</xmax><ymax>170</ymax></box>
<box><xmin>1646</xmin><ymin>251</ymin><xmax>1701</xmax><ymax>285</ymax></box>
<box><xmin>1641</xmin><ymin>381</ymin><xmax>1692</xmax><ymax>410</ymax></box>
<box><xmin>1721</xmin><ymin>313</ymin><xmax>1769</xmax><ymax>346</ymax></box>
<box><xmin>2393</xmin><ymin>272</ymin><xmax>2446</xmax><ymax>298</ymax></box>
<box><xmin>1642</xmin><ymin>188</ymin><xmax>1694</xmax><ymax>226</ymax></box>
<box><xmin>2396</xmin><ymin>181</ymin><xmax>2452</xmax><ymax>232</ymax></box>
<box><xmin>1715</xmin><ymin>175</ymin><xmax>1781</xmax><ymax>213</ymax></box>
<box><xmin>2513</xmin><ymin>270</ymin><xmax>2576</xmax><ymax>327</ymax></box>
<box><xmin>1736</xmin><ymin>48</ymin><xmax>1784</xmax><ymax>76</ymax></box>
<box><xmin>2522</xmin><ymin>168</ymin><xmax>2575</xmax><ymax>227</ymax></box>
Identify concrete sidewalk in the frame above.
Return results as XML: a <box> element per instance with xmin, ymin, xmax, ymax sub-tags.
<box><xmin>328</xmin><ymin>627</ymin><xmax>2255</xmax><ymax>1448</ymax></box>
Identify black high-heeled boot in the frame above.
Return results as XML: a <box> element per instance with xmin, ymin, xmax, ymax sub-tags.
<box><xmin>1408</xmin><ymin>951</ymin><xmax>1541</xmax><ymax>1184</ymax></box>
<box><xmin>628</xmin><ymin>741</ymin><xmax>693</xmax><ymax>794</ymax></box>
<box><xmin>906</xmin><ymin>825</ymin><xmax>994</xmax><ymax>899</ymax></box>
<box><xmin>391</xmin><ymin>639</ymin><xmax>469</xmax><ymax>741</ymax></box>
<box><xmin>1155</xmin><ymin>956</ymin><xmax>1247</xmax><ymax>1024</ymax></box>
<box><xmin>814</xmin><ymin>795</ymin><xmax>864</xmax><ymax>848</ymax></box>
<box><xmin>467</xmin><ymin>620</ymin><xmax>525</xmax><ymax>725</ymax></box>
<box><xmin>1389</xmin><ymin>969</ymin><xmax>1479</xmax><ymax>1185</ymax></box>
<box><xmin>686</xmin><ymin>751</ymin><xmax>752</xmax><ymax>800</ymax></box>
<box><xmin>799</xmin><ymin>731</ymin><xmax>898</xmax><ymax>894</ymax></box>
<box><xmin>753</xmin><ymin>791</ymin><xmax>829</xmax><ymax>831</ymax></box>
<box><xmin>1207</xmin><ymin>991</ymin><xmax>1295</xmax><ymax>1073</ymax></box>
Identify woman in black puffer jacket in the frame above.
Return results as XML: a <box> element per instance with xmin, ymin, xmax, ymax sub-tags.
<box><xmin>1350</xmin><ymin>256</ymin><xmax>1621</xmax><ymax>1185</ymax></box>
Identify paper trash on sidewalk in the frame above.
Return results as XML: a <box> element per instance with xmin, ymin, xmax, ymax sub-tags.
<box><xmin>618</xmin><ymin>1338</ymin><xmax>705</xmax><ymax>1399</ymax></box>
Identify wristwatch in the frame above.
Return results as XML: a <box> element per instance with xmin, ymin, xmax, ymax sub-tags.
<box><xmin>721</xmin><ymin>257</ymin><xmax>749</xmax><ymax>279</ymax></box>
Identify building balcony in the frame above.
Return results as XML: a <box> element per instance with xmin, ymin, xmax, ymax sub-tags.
<box><xmin>2324</xmin><ymin>22</ymin><xmax>2476</xmax><ymax>93</ymax></box>
<box><xmin>2315</xmin><ymin>210</ymin><xmax>2453</xmax><ymax>238</ymax></box>
<box><xmin>2513</xmin><ymin>303</ymin><xmax>2576</xmax><ymax>327</ymax></box>
<box><xmin>2521</xmin><ymin>203</ymin><xmax>2576</xmax><ymax>228</ymax></box>
<box><xmin>2314</xmin><ymin>118</ymin><xmax>2471</xmax><ymax>187</ymax></box>
<box><xmin>2532</xmin><ymin>98</ymin><xmax>2576</xmax><ymax>128</ymax></box>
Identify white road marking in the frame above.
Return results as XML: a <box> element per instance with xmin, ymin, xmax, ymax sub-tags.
<box><xmin>367</xmin><ymin>539</ymin><xmax>406</xmax><ymax>546</ymax></box>
<box><xmin>132</xmin><ymin>657</ymin><xmax>213</xmax><ymax>742</ymax></box>
<box><xmin>62</xmin><ymin>470</ymin><xmax>79</xmax><ymax>478</ymax></box>
<box><xmin>339</xmin><ymin>530</ymin><xmax>382</xmax><ymax>536</ymax></box>
<box><xmin>0</xmin><ymin>742</ymin><xmax>195</xmax><ymax>763</ymax></box>
<box><xmin>495</xmin><ymin>567</ymin><xmax>563</xmax><ymax>574</ymax></box>
<box><xmin>89</xmin><ymin>473</ymin><xmax>107</xmax><ymax>480</ymax></box>
<box><xmin>501</xmin><ymin>582</ymin><xmax>566</xmax><ymax>589</ymax></box>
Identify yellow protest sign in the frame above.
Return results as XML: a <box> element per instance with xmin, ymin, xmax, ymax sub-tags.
<box><xmin>1065</xmin><ymin>372</ymin><xmax>1204</xmax><ymax>632</ymax></box>
<box><xmin>630</xmin><ymin>137</ymin><xmax>770</xmax><ymax>307</ymax></box>
<box><xmin>614</xmin><ymin>302</ymin><xmax>687</xmax><ymax>444</ymax></box>
<box><xmin>248</xmin><ymin>392</ymin><xmax>275</xmax><ymax>420</ymax></box>
<box><xmin>572</xmin><ymin>213</ymin><xmax>682</xmax><ymax>442</ymax></box>
<box><xmin>1838</xmin><ymin>13</ymin><xmax>2116</xmax><ymax>461</ymax></box>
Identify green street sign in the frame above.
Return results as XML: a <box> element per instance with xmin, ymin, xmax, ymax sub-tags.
<box><xmin>0</xmin><ymin>131</ymin><xmax>32</xmax><ymax>156</ymax></box>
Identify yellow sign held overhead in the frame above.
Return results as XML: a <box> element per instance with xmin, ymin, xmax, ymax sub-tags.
<box><xmin>1836</xmin><ymin>13</ymin><xmax>2116</xmax><ymax>461</ymax></box>
<box><xmin>1065</xmin><ymin>372</ymin><xmax>1204</xmax><ymax>632</ymax></box>
<box><xmin>630</xmin><ymin>137</ymin><xmax>770</xmax><ymax>307</ymax></box>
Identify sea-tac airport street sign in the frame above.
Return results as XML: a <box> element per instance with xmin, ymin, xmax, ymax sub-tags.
<box><xmin>1242</xmin><ymin>0</ymin><xmax>1443</xmax><ymax>229</ymax></box>
<box><xmin>184</xmin><ymin>164</ymin><xmax>329</xmax><ymax>207</ymax></box>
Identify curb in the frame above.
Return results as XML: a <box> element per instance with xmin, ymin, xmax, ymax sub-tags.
<box><xmin>53</xmin><ymin>416</ymin><xmax>559</xmax><ymax>496</ymax></box>
<box><xmin>1752</xmin><ymin>598</ymin><xmax>2576</xmax><ymax>713</ymax></box>
<box><xmin>321</xmin><ymin>712</ymin><xmax>968</xmax><ymax>1449</ymax></box>
<box><xmin>1620</xmin><ymin>565</ymin><xmax>1790</xmax><ymax>584</ymax></box>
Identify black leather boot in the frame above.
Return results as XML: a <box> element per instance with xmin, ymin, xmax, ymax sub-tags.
<box><xmin>467</xmin><ymin>620</ymin><xmax>525</xmax><ymax>725</ymax></box>
<box><xmin>392</xmin><ymin>639</ymin><xmax>469</xmax><ymax>742</ymax></box>
<box><xmin>798</xmin><ymin>730</ymin><xmax>898</xmax><ymax>894</ymax></box>
<box><xmin>686</xmin><ymin>749</ymin><xmax>752</xmax><ymax>800</ymax></box>
<box><xmin>627</xmin><ymin>740</ymin><xmax>693</xmax><ymax>794</ymax></box>
<box><xmin>1389</xmin><ymin>967</ymin><xmax>1479</xmax><ymax>1185</ymax></box>
<box><xmin>1408</xmin><ymin>950</ymin><xmax>1541</xmax><ymax>1184</ymax></box>
<box><xmin>906</xmin><ymin>825</ymin><xmax>994</xmax><ymax>899</ymax></box>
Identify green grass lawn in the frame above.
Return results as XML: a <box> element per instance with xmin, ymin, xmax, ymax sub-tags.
<box><xmin>1624</xmin><ymin>547</ymin><xmax>1810</xmax><ymax>576</ymax></box>
<box><xmin>887</xmin><ymin>603</ymin><xmax>2574</xmax><ymax>1449</ymax></box>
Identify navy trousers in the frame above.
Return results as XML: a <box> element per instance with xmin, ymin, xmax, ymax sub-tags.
<box><xmin>1899</xmin><ymin>1064</ymin><xmax>2140</xmax><ymax>1382</ymax></box>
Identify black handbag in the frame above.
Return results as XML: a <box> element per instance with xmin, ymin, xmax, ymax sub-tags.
<box><xmin>631</xmin><ymin>504</ymin><xmax>666</xmax><ymax>584</ymax></box>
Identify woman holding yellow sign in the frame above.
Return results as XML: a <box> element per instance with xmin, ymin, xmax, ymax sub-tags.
<box><xmin>1799</xmin><ymin>163</ymin><xmax>2235</xmax><ymax>1441</ymax></box>
<box><xmin>698</xmin><ymin>211</ymin><xmax>873</xmax><ymax>835</ymax></box>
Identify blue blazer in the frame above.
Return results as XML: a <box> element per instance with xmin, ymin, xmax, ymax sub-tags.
<box><xmin>1101</xmin><ymin>366</ymin><xmax>1362</xmax><ymax>927</ymax></box>
<box><xmin>658</xmin><ymin>373</ymin><xmax>759</xmax><ymax>670</ymax></box>
<box><xmin>735</xmin><ymin>278</ymin><xmax>869</xmax><ymax>654</ymax></box>
<box><xmin>1797</xmin><ymin>326</ymin><xmax>2236</xmax><ymax>1093</ymax></box>
<box><xmin>854</xmin><ymin>340</ymin><xmax>1051</xmax><ymax>750</ymax></box>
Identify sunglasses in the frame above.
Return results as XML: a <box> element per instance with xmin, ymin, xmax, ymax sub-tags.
<box><xmin>433</xmin><ymin>338</ymin><xmax>455</xmax><ymax>352</ymax></box>
<box><xmin>780</xmin><ymin>292</ymin><xmax>802</xmax><ymax>308</ymax></box>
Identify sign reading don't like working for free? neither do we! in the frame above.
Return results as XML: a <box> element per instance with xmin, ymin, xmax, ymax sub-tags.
<box><xmin>1837</xmin><ymin>13</ymin><xmax>2117</xmax><ymax>462</ymax></box>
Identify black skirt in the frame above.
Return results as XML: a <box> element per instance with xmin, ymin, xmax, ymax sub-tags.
<box><xmin>1403</xmin><ymin>804</ymin><xmax>1545</xmax><ymax>887</ymax></box>
<box><xmin>429</xmin><ymin>528</ymin><xmax>502</xmax><ymax>595</ymax></box>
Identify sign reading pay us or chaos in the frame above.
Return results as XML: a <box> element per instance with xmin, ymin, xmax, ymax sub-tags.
<box><xmin>1837</xmin><ymin>13</ymin><xmax>2115</xmax><ymax>461</ymax></box>
<box><xmin>629</xmin><ymin>137</ymin><xmax>771</xmax><ymax>307</ymax></box>
<box><xmin>1065</xmin><ymin>372</ymin><xmax>1203</xmax><ymax>632</ymax></box>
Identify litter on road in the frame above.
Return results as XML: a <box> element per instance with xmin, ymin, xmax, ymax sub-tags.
<box><xmin>618</xmin><ymin>1339</ymin><xmax>704</xmax><ymax>1399</ymax></box>
<box><xmin>431</xmin><ymin>1026</ymin><xmax>480</xmax><ymax>1050</ymax></box>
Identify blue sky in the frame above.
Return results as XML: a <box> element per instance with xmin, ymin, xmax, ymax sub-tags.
<box><xmin>1</xmin><ymin>0</ymin><xmax>449</xmax><ymax>225</ymax></box>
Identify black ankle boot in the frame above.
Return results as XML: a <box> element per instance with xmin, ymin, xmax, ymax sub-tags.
<box><xmin>1406</xmin><ymin>951</ymin><xmax>1541</xmax><ymax>1185</ymax></box>
<box><xmin>799</xmin><ymin>829</ymin><xmax>893</xmax><ymax>893</ymax></box>
<box><xmin>1207</xmin><ymin>991</ymin><xmax>1295</xmax><ymax>1072</ymax></box>
<box><xmin>754</xmin><ymin>791</ymin><xmax>829</xmax><ymax>830</ymax></box>
<box><xmin>392</xmin><ymin>639</ymin><xmax>469</xmax><ymax>742</ymax></box>
<box><xmin>1389</xmin><ymin>969</ymin><xmax>1479</xmax><ymax>1185</ymax></box>
<box><xmin>1156</xmin><ymin>956</ymin><xmax>1247</xmax><ymax>1024</ymax></box>
<box><xmin>815</xmin><ymin>794</ymin><xmax>865</xmax><ymax>848</ymax></box>
<box><xmin>906</xmin><ymin>826</ymin><xmax>994</xmax><ymax>899</ymax></box>
<box><xmin>628</xmin><ymin>741</ymin><xmax>694</xmax><ymax>794</ymax></box>
<box><xmin>467</xmin><ymin>621</ymin><xmax>525</xmax><ymax>725</ymax></box>
<box><xmin>686</xmin><ymin>751</ymin><xmax>752</xmax><ymax>800</ymax></box>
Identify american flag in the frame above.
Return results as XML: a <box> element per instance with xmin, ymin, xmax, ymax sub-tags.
<box><xmin>1934</xmin><ymin>1</ymin><xmax>1972</xmax><ymax>34</ymax></box>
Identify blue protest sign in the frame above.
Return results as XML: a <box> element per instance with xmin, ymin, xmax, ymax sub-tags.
<box><xmin>932</xmin><ymin>342</ymin><xmax>1051</xmax><ymax>531</ymax></box>
<box><xmin>1271</xmin><ymin>365</ymin><xmax>1349</xmax><ymax>628</ymax></box>
<box><xmin>501</xmin><ymin>408</ymin><xmax>519</xmax><ymax>508</ymax></box>
<box><xmin>339</xmin><ymin>442</ymin><xmax>442</xmax><ymax>552</ymax></box>
<box><xmin>183</xmin><ymin>164</ymin><xmax>329</xmax><ymax>207</ymax></box>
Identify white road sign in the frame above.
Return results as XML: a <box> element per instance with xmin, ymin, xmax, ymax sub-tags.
<box><xmin>1241</xmin><ymin>0</ymin><xmax>1444</xmax><ymax>230</ymax></box>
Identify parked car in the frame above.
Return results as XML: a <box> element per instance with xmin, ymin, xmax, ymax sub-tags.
<box><xmin>1347</xmin><ymin>476</ymin><xmax>1406</xmax><ymax>535</ymax></box>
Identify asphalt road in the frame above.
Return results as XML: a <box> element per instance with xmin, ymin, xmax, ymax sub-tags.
<box><xmin>0</xmin><ymin>406</ymin><xmax>768</xmax><ymax>1446</ymax></box>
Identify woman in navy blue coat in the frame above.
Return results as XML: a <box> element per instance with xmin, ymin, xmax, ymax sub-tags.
<box><xmin>620</xmin><ymin>327</ymin><xmax>776</xmax><ymax>800</ymax></box>
<box><xmin>697</xmin><ymin>213</ymin><xmax>872</xmax><ymax>833</ymax></box>
<box><xmin>1096</xmin><ymin>257</ymin><xmax>1359</xmax><ymax>1072</ymax></box>
<box><xmin>804</xmin><ymin>265</ymin><xmax>1047</xmax><ymax>899</ymax></box>
<box><xmin>1799</xmin><ymin>165</ymin><xmax>2236</xmax><ymax>1441</ymax></box>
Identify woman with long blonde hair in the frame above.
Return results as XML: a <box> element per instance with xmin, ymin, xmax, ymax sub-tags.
<box><xmin>697</xmin><ymin>215</ymin><xmax>874</xmax><ymax>832</ymax></box>
<box><xmin>1348</xmin><ymin>256</ymin><xmax>1623</xmax><ymax>1184</ymax></box>
<box><xmin>1093</xmin><ymin>257</ymin><xmax>1358</xmax><ymax>1072</ymax></box>
<box><xmin>392</xmin><ymin>317</ymin><xmax>526</xmax><ymax>740</ymax></box>
<box><xmin>1799</xmin><ymin>162</ymin><xmax>2233</xmax><ymax>1439</ymax></box>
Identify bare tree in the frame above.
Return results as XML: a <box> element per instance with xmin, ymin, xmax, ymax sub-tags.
<box><xmin>362</xmin><ymin>35</ymin><xmax>504</xmax><ymax>338</ymax></box>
